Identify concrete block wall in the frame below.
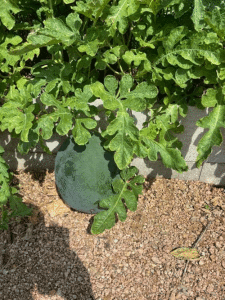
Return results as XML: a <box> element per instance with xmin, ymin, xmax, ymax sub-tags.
<box><xmin>1</xmin><ymin>97</ymin><xmax>225</xmax><ymax>186</ymax></box>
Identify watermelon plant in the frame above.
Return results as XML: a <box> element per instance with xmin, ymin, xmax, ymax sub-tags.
<box><xmin>0</xmin><ymin>0</ymin><xmax>225</xmax><ymax>234</ymax></box>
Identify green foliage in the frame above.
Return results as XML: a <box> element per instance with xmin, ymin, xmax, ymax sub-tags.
<box><xmin>0</xmin><ymin>0</ymin><xmax>225</xmax><ymax>233</ymax></box>
<box><xmin>91</xmin><ymin>165</ymin><xmax>145</xmax><ymax>234</ymax></box>
<box><xmin>0</xmin><ymin>146</ymin><xmax>33</xmax><ymax>230</ymax></box>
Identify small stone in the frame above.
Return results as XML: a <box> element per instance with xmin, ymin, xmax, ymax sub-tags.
<box><xmin>221</xmin><ymin>261</ymin><xmax>225</xmax><ymax>269</ymax></box>
<box><xmin>151</xmin><ymin>256</ymin><xmax>161</xmax><ymax>264</ymax></box>
<box><xmin>206</xmin><ymin>284</ymin><xmax>214</xmax><ymax>293</ymax></box>
<box><xmin>209</xmin><ymin>246</ymin><xmax>214</xmax><ymax>254</ymax></box>
<box><xmin>215</xmin><ymin>241</ymin><xmax>222</xmax><ymax>249</ymax></box>
<box><xmin>210</xmin><ymin>254</ymin><xmax>216</xmax><ymax>262</ymax></box>
<box><xmin>56</xmin><ymin>289</ymin><xmax>63</xmax><ymax>297</ymax></box>
<box><xmin>200</xmin><ymin>217</ymin><xmax>206</xmax><ymax>223</ymax></box>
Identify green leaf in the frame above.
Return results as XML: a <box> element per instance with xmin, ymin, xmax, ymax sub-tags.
<box><xmin>119</xmin><ymin>74</ymin><xmax>134</xmax><ymax>98</ymax></box>
<box><xmin>136</xmin><ymin>0</ymin><xmax>161</xmax><ymax>15</ymax></box>
<box><xmin>77</xmin><ymin>26</ymin><xmax>108</xmax><ymax>56</ymax></box>
<box><xmin>10</xmin><ymin>14</ymin><xmax>82</xmax><ymax>54</ymax></box>
<box><xmin>35</xmin><ymin>114</ymin><xmax>57</xmax><ymax>140</ymax></box>
<box><xmin>110</xmin><ymin>45</ymin><xmax>128</xmax><ymax>58</ymax></box>
<box><xmin>153</xmin><ymin>104</ymin><xmax>185</xmax><ymax>149</ymax></box>
<box><xmin>39</xmin><ymin>15</ymin><xmax>81</xmax><ymax>47</ymax></box>
<box><xmin>64</xmin><ymin>85</ymin><xmax>93</xmax><ymax>113</ymax></box>
<box><xmin>0</xmin><ymin>86</ymin><xmax>35</xmax><ymax>142</ymax></box>
<box><xmin>0</xmin><ymin>147</ymin><xmax>12</xmax><ymax>205</ymax></box>
<box><xmin>139</xmin><ymin>112</ymin><xmax>188</xmax><ymax>173</ymax></box>
<box><xmin>101</xmin><ymin>110</ymin><xmax>140</xmax><ymax>170</ymax></box>
<box><xmin>0</xmin><ymin>104</ymin><xmax>35</xmax><ymax>142</ymax></box>
<box><xmin>0</xmin><ymin>0</ymin><xmax>21</xmax><ymax>30</ymax></box>
<box><xmin>91</xmin><ymin>76</ymin><xmax>160</xmax><ymax>169</ymax></box>
<box><xmin>66</xmin><ymin>12</ymin><xmax>82</xmax><ymax>34</ymax></box>
<box><xmin>72</xmin><ymin>0</ymin><xmax>109</xmax><ymax>20</ymax></box>
<box><xmin>104</xmin><ymin>75</ymin><xmax>118</xmax><ymax>95</ymax></box>
<box><xmin>163</xmin><ymin>26</ymin><xmax>189</xmax><ymax>51</ymax></box>
<box><xmin>39</xmin><ymin>93</ymin><xmax>73</xmax><ymax>136</ymax></box>
<box><xmin>129</xmin><ymin>81</ymin><xmax>158</xmax><ymax>100</ymax></box>
<box><xmin>91</xmin><ymin>81</ymin><xmax>118</xmax><ymax>110</ymax></box>
<box><xmin>61</xmin><ymin>80</ymin><xmax>73</xmax><ymax>94</ymax></box>
<box><xmin>122</xmin><ymin>50</ymin><xmax>147</xmax><ymax>66</ymax></box>
<box><xmin>180</xmin><ymin>39</ymin><xmax>222</xmax><ymax>66</ymax></box>
<box><xmin>76</xmin><ymin>55</ymin><xmax>92</xmax><ymax>71</ymax></box>
<box><xmin>145</xmin><ymin>139</ymin><xmax>187</xmax><ymax>172</ymax></box>
<box><xmin>201</xmin><ymin>88</ymin><xmax>218</xmax><ymax>107</ymax></box>
<box><xmin>9</xmin><ymin>42</ymin><xmax>42</xmax><ymax>56</ymax></box>
<box><xmin>0</xmin><ymin>148</ymin><xmax>29</xmax><ymax>228</ymax></box>
<box><xmin>196</xmin><ymin>88</ymin><xmax>225</xmax><ymax>168</ymax></box>
<box><xmin>63</xmin><ymin>0</ymin><xmax>75</xmax><ymax>4</ymax></box>
<box><xmin>8</xmin><ymin>195</ymin><xmax>33</xmax><ymax>219</ymax></box>
<box><xmin>17</xmin><ymin>127</ymin><xmax>40</xmax><ymax>155</ymax></box>
<box><xmin>105</xmin><ymin>0</ymin><xmax>140</xmax><ymax>35</ymax></box>
<box><xmin>45</xmin><ymin>79</ymin><xmax>60</xmax><ymax>93</ymax></box>
<box><xmin>78</xmin><ymin>40</ymin><xmax>99</xmax><ymax>56</ymax></box>
<box><xmin>91</xmin><ymin>166</ymin><xmax>145</xmax><ymax>234</ymax></box>
<box><xmin>71</xmin><ymin>118</ymin><xmax>97</xmax><ymax>145</ymax></box>
<box><xmin>103</xmin><ymin>50</ymin><xmax>118</xmax><ymax>64</ymax></box>
<box><xmin>32</xmin><ymin>61</ymin><xmax>62</xmax><ymax>82</ymax></box>
<box><xmin>204</xmin><ymin>7</ymin><xmax>225</xmax><ymax>41</ymax></box>
<box><xmin>0</xmin><ymin>35</ymin><xmax>22</xmax><ymax>72</ymax></box>
<box><xmin>191</xmin><ymin>0</ymin><xmax>205</xmax><ymax>32</ymax></box>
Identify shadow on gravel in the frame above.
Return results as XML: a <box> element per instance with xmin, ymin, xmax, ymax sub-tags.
<box><xmin>0</xmin><ymin>203</ymin><xmax>96</xmax><ymax>300</ymax></box>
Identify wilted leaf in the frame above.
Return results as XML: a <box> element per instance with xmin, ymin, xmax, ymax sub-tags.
<box><xmin>171</xmin><ymin>247</ymin><xmax>201</xmax><ymax>260</ymax></box>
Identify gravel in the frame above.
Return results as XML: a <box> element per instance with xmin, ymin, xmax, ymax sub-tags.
<box><xmin>0</xmin><ymin>169</ymin><xmax>225</xmax><ymax>300</ymax></box>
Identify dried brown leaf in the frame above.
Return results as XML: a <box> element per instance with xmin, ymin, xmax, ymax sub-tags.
<box><xmin>170</xmin><ymin>247</ymin><xmax>200</xmax><ymax>260</ymax></box>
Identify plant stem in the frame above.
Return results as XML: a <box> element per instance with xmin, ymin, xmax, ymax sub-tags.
<box><xmin>49</xmin><ymin>0</ymin><xmax>54</xmax><ymax>18</ymax></box>
<box><xmin>106</xmin><ymin>63</ymin><xmax>121</xmax><ymax>75</ymax></box>
<box><xmin>127</xmin><ymin>25</ymin><xmax>133</xmax><ymax>48</ymax></box>
<box><xmin>117</xmin><ymin>60</ymin><xmax>125</xmax><ymax>74</ymax></box>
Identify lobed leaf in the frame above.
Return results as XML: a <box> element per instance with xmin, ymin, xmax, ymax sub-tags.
<box><xmin>39</xmin><ymin>93</ymin><xmax>73</xmax><ymax>136</ymax></box>
<box><xmin>196</xmin><ymin>88</ymin><xmax>225</xmax><ymax>168</ymax></box>
<box><xmin>91</xmin><ymin>166</ymin><xmax>145</xmax><ymax>234</ymax></box>
<box><xmin>0</xmin><ymin>35</ymin><xmax>22</xmax><ymax>72</ymax></box>
<box><xmin>139</xmin><ymin>109</ymin><xmax>188</xmax><ymax>174</ymax></box>
<box><xmin>0</xmin><ymin>0</ymin><xmax>21</xmax><ymax>30</ymax></box>
<box><xmin>105</xmin><ymin>0</ymin><xmax>140</xmax><ymax>35</ymax></box>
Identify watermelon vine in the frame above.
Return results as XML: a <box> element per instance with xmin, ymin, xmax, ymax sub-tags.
<box><xmin>0</xmin><ymin>0</ymin><xmax>225</xmax><ymax>233</ymax></box>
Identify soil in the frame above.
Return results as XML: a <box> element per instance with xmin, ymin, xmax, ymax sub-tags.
<box><xmin>0</xmin><ymin>169</ymin><xmax>225</xmax><ymax>300</ymax></box>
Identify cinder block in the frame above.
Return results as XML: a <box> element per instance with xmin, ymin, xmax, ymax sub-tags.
<box><xmin>130</xmin><ymin>158</ymin><xmax>202</xmax><ymax>182</ymax></box>
<box><xmin>199</xmin><ymin>163</ymin><xmax>225</xmax><ymax>186</ymax></box>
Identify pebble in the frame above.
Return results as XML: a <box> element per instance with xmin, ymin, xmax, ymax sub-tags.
<box><xmin>206</xmin><ymin>284</ymin><xmax>214</xmax><ymax>293</ymax></box>
<box><xmin>215</xmin><ymin>241</ymin><xmax>222</xmax><ymax>248</ymax></box>
<box><xmin>56</xmin><ymin>289</ymin><xmax>63</xmax><ymax>297</ymax></box>
<box><xmin>151</xmin><ymin>256</ymin><xmax>161</xmax><ymax>264</ymax></box>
